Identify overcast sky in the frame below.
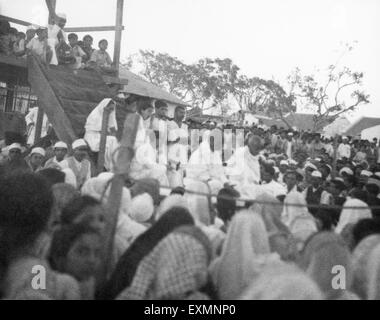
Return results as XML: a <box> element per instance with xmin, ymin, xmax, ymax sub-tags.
<box><xmin>1</xmin><ymin>0</ymin><xmax>379</xmax><ymax>121</ymax></box>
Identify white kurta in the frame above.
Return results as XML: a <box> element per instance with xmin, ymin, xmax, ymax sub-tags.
<box><xmin>260</xmin><ymin>180</ymin><xmax>287</xmax><ymax>198</ymax></box>
<box><xmin>48</xmin><ymin>24</ymin><xmax>67</xmax><ymax>65</ymax></box>
<box><xmin>226</xmin><ymin>146</ymin><xmax>261</xmax><ymax>188</ymax></box>
<box><xmin>187</xmin><ymin>141</ymin><xmax>227</xmax><ymax>187</ymax></box>
<box><xmin>25</xmin><ymin>107</ymin><xmax>50</xmax><ymax>146</ymax></box>
<box><xmin>337</xmin><ymin>143</ymin><xmax>351</xmax><ymax>159</ymax></box>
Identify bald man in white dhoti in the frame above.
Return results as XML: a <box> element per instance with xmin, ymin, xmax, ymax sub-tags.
<box><xmin>225</xmin><ymin>135</ymin><xmax>263</xmax><ymax>197</ymax></box>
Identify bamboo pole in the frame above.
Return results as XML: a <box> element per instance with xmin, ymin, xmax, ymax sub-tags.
<box><xmin>113</xmin><ymin>0</ymin><xmax>124</xmax><ymax>75</ymax></box>
<box><xmin>96</xmin><ymin>102</ymin><xmax>114</xmax><ymax>174</ymax></box>
<box><xmin>332</xmin><ymin>134</ymin><xmax>338</xmax><ymax>179</ymax></box>
<box><xmin>34</xmin><ymin>108</ymin><xmax>44</xmax><ymax>146</ymax></box>
<box><xmin>97</xmin><ymin>112</ymin><xmax>140</xmax><ymax>285</ymax></box>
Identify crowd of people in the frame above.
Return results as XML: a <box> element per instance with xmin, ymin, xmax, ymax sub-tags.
<box><xmin>1</xmin><ymin>87</ymin><xmax>380</xmax><ymax>300</ymax></box>
<box><xmin>0</xmin><ymin>13</ymin><xmax>116</xmax><ymax>74</ymax></box>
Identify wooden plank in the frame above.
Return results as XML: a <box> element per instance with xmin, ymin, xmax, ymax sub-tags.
<box><xmin>34</xmin><ymin>108</ymin><xmax>44</xmax><ymax>145</ymax></box>
<box><xmin>65</xmin><ymin>26</ymin><xmax>124</xmax><ymax>33</ymax></box>
<box><xmin>113</xmin><ymin>0</ymin><xmax>124</xmax><ymax>74</ymax></box>
<box><xmin>98</xmin><ymin>112</ymin><xmax>140</xmax><ymax>285</ymax></box>
<box><xmin>27</xmin><ymin>55</ymin><xmax>77</xmax><ymax>145</ymax></box>
<box><xmin>102</xmin><ymin>75</ymin><xmax>129</xmax><ymax>86</ymax></box>
<box><xmin>0</xmin><ymin>15</ymin><xmax>34</xmax><ymax>27</ymax></box>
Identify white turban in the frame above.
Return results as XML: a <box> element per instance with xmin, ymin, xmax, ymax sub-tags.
<box><xmin>129</xmin><ymin>193</ymin><xmax>154</xmax><ymax>223</ymax></box>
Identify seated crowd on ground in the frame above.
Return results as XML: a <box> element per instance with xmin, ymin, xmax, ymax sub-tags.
<box><xmin>1</xmin><ymin>89</ymin><xmax>380</xmax><ymax>300</ymax></box>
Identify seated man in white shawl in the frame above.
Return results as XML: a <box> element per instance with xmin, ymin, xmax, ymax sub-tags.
<box><xmin>186</xmin><ymin>130</ymin><xmax>227</xmax><ymax>194</ymax></box>
<box><xmin>225</xmin><ymin>134</ymin><xmax>263</xmax><ymax>198</ymax></box>
<box><xmin>129</xmin><ymin>110</ymin><xmax>169</xmax><ymax>187</ymax></box>
<box><xmin>84</xmin><ymin>95</ymin><xmax>119</xmax><ymax>171</ymax></box>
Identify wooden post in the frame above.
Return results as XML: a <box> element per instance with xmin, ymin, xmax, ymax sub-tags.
<box><xmin>97</xmin><ymin>112</ymin><xmax>140</xmax><ymax>285</ymax></box>
<box><xmin>332</xmin><ymin>134</ymin><xmax>338</xmax><ymax>179</ymax></box>
<box><xmin>113</xmin><ymin>0</ymin><xmax>124</xmax><ymax>75</ymax></box>
<box><xmin>46</xmin><ymin>0</ymin><xmax>57</xmax><ymax>24</ymax></box>
<box><xmin>97</xmin><ymin>102</ymin><xmax>114</xmax><ymax>174</ymax></box>
<box><xmin>34</xmin><ymin>107</ymin><xmax>44</xmax><ymax>146</ymax></box>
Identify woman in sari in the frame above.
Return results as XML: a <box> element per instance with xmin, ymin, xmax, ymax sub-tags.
<box><xmin>184</xmin><ymin>180</ymin><xmax>226</xmax><ymax>256</ymax></box>
<box><xmin>336</xmin><ymin>198</ymin><xmax>373</xmax><ymax>234</ymax></box>
<box><xmin>298</xmin><ymin>232</ymin><xmax>358</xmax><ymax>300</ymax></box>
<box><xmin>352</xmin><ymin>235</ymin><xmax>380</xmax><ymax>299</ymax></box>
<box><xmin>251</xmin><ymin>194</ymin><xmax>299</xmax><ymax>262</ymax></box>
<box><xmin>116</xmin><ymin>225</ymin><xmax>213</xmax><ymax>300</ymax></box>
<box><xmin>97</xmin><ymin>207</ymin><xmax>194</xmax><ymax>300</ymax></box>
<box><xmin>210</xmin><ymin>211</ymin><xmax>281</xmax><ymax>300</ymax></box>
<box><xmin>240</xmin><ymin>263</ymin><xmax>323</xmax><ymax>300</ymax></box>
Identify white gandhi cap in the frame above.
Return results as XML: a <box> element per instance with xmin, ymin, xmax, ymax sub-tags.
<box><xmin>311</xmin><ymin>171</ymin><xmax>322</xmax><ymax>178</ymax></box>
<box><xmin>8</xmin><ymin>143</ymin><xmax>23</xmax><ymax>151</ymax></box>
<box><xmin>54</xmin><ymin>141</ymin><xmax>68</xmax><ymax>149</ymax></box>
<box><xmin>72</xmin><ymin>139</ymin><xmax>87</xmax><ymax>150</ymax></box>
<box><xmin>360</xmin><ymin>170</ymin><xmax>373</xmax><ymax>177</ymax></box>
<box><xmin>31</xmin><ymin>147</ymin><xmax>46</xmax><ymax>157</ymax></box>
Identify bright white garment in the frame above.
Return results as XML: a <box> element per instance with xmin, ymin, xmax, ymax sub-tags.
<box><xmin>84</xmin><ymin>98</ymin><xmax>118</xmax><ymax>152</ymax></box>
<box><xmin>130</xmin><ymin>140</ymin><xmax>169</xmax><ymax>187</ymax></box>
<box><xmin>226</xmin><ymin>146</ymin><xmax>261</xmax><ymax>188</ymax></box>
<box><xmin>210</xmin><ymin>211</ymin><xmax>280</xmax><ymax>300</ymax></box>
<box><xmin>184</xmin><ymin>179</ymin><xmax>226</xmax><ymax>256</ymax></box>
<box><xmin>336</xmin><ymin>198</ymin><xmax>372</xmax><ymax>234</ymax></box>
<box><xmin>60</xmin><ymin>157</ymin><xmax>91</xmax><ymax>186</ymax></box>
<box><xmin>168</xmin><ymin>120</ymin><xmax>189</xmax><ymax>167</ymax></box>
<box><xmin>240</xmin><ymin>263</ymin><xmax>323</xmax><ymax>300</ymax></box>
<box><xmin>260</xmin><ymin>180</ymin><xmax>287</xmax><ymax>198</ymax></box>
<box><xmin>324</xmin><ymin>143</ymin><xmax>334</xmax><ymax>157</ymax></box>
<box><xmin>187</xmin><ymin>140</ymin><xmax>227</xmax><ymax>186</ymax></box>
<box><xmin>281</xmin><ymin>188</ymin><xmax>317</xmax><ymax>243</ymax></box>
<box><xmin>48</xmin><ymin>24</ymin><xmax>67</xmax><ymax>65</ymax></box>
<box><xmin>337</xmin><ymin>143</ymin><xmax>351</xmax><ymax>159</ymax></box>
<box><xmin>25</xmin><ymin>107</ymin><xmax>49</xmax><ymax>146</ymax></box>
<box><xmin>81</xmin><ymin>173</ymin><xmax>146</xmax><ymax>251</ymax></box>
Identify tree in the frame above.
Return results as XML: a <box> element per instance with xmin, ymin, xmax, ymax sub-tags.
<box><xmin>126</xmin><ymin>51</ymin><xmax>241</xmax><ymax>110</ymax></box>
<box><xmin>288</xmin><ymin>44</ymin><xmax>370</xmax><ymax>132</ymax></box>
<box><xmin>127</xmin><ymin>50</ymin><xmax>192</xmax><ymax>101</ymax></box>
<box><xmin>231</xmin><ymin>76</ymin><xmax>296</xmax><ymax>129</ymax></box>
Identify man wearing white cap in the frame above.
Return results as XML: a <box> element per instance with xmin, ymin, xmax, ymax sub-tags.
<box><xmin>284</xmin><ymin>132</ymin><xmax>294</xmax><ymax>160</ymax></box>
<box><xmin>359</xmin><ymin>170</ymin><xmax>373</xmax><ymax>186</ymax></box>
<box><xmin>44</xmin><ymin>141</ymin><xmax>68</xmax><ymax>168</ymax></box>
<box><xmin>27</xmin><ymin>147</ymin><xmax>46</xmax><ymax>172</ymax></box>
<box><xmin>0</xmin><ymin>143</ymin><xmax>29</xmax><ymax>175</ymax></box>
<box><xmin>337</xmin><ymin>136</ymin><xmax>351</xmax><ymax>160</ymax></box>
<box><xmin>277</xmin><ymin>160</ymin><xmax>289</xmax><ymax>186</ymax></box>
<box><xmin>303</xmin><ymin>170</ymin><xmax>330</xmax><ymax>214</ymax></box>
<box><xmin>25</xmin><ymin>25</ymin><xmax>37</xmax><ymax>47</ymax></box>
<box><xmin>60</xmin><ymin>139</ymin><xmax>91</xmax><ymax>189</ymax></box>
<box><xmin>47</xmin><ymin>9</ymin><xmax>67</xmax><ymax>65</ymax></box>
